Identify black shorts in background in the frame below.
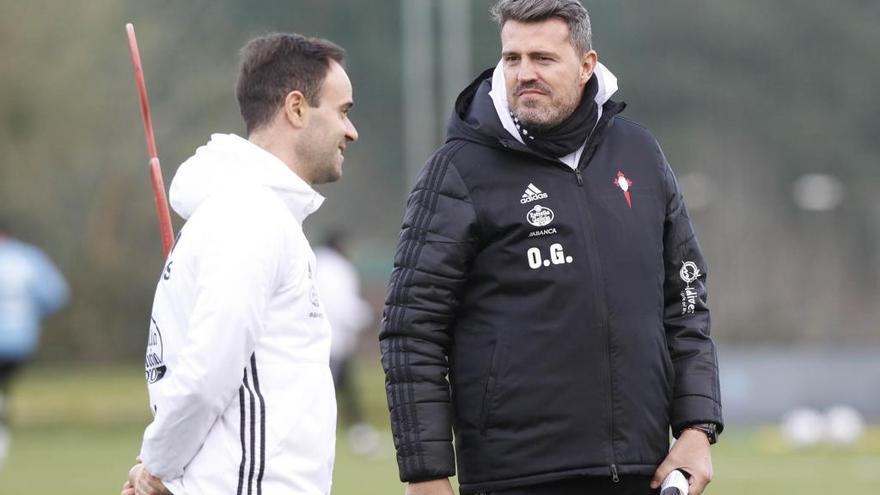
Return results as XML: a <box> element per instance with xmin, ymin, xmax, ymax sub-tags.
<box><xmin>0</xmin><ymin>360</ymin><xmax>22</xmax><ymax>392</ymax></box>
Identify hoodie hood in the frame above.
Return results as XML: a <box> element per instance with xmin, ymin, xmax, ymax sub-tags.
<box><xmin>447</xmin><ymin>61</ymin><xmax>621</xmax><ymax>149</ymax></box>
<box><xmin>169</xmin><ymin>133</ymin><xmax>324</xmax><ymax>223</ymax></box>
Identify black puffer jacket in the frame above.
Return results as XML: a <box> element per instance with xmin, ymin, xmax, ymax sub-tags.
<box><xmin>380</xmin><ymin>68</ymin><xmax>723</xmax><ymax>494</ymax></box>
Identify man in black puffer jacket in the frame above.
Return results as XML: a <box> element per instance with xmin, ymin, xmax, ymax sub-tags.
<box><xmin>380</xmin><ymin>1</ymin><xmax>723</xmax><ymax>494</ymax></box>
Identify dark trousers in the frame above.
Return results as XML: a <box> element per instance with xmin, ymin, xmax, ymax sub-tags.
<box><xmin>484</xmin><ymin>476</ymin><xmax>659</xmax><ymax>495</ymax></box>
<box><xmin>0</xmin><ymin>360</ymin><xmax>20</xmax><ymax>392</ymax></box>
<box><xmin>330</xmin><ymin>356</ymin><xmax>365</xmax><ymax>426</ymax></box>
<box><xmin>0</xmin><ymin>360</ymin><xmax>23</xmax><ymax>425</ymax></box>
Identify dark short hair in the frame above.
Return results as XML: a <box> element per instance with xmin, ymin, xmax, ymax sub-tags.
<box><xmin>236</xmin><ymin>33</ymin><xmax>346</xmax><ymax>134</ymax></box>
<box><xmin>491</xmin><ymin>0</ymin><xmax>592</xmax><ymax>53</ymax></box>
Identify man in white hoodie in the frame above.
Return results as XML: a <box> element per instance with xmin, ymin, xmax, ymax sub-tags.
<box><xmin>122</xmin><ymin>32</ymin><xmax>358</xmax><ymax>495</ymax></box>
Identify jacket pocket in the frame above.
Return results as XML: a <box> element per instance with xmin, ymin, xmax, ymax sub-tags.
<box><xmin>478</xmin><ymin>340</ymin><xmax>501</xmax><ymax>434</ymax></box>
<box><xmin>660</xmin><ymin>329</ymin><xmax>676</xmax><ymax>399</ymax></box>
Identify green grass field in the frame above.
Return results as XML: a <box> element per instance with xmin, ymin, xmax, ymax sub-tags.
<box><xmin>1</xmin><ymin>361</ymin><xmax>878</xmax><ymax>494</ymax></box>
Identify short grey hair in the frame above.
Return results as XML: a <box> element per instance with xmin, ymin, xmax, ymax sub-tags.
<box><xmin>491</xmin><ymin>0</ymin><xmax>592</xmax><ymax>53</ymax></box>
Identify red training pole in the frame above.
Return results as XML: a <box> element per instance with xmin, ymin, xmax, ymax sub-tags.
<box><xmin>126</xmin><ymin>23</ymin><xmax>175</xmax><ymax>258</ymax></box>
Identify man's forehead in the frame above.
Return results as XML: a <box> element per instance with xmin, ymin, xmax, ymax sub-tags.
<box><xmin>501</xmin><ymin>18</ymin><xmax>571</xmax><ymax>50</ymax></box>
<box><xmin>322</xmin><ymin>60</ymin><xmax>353</xmax><ymax>99</ymax></box>
<box><xmin>325</xmin><ymin>60</ymin><xmax>349</xmax><ymax>85</ymax></box>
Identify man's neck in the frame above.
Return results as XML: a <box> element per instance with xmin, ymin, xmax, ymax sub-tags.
<box><xmin>247</xmin><ymin>129</ymin><xmax>312</xmax><ymax>184</ymax></box>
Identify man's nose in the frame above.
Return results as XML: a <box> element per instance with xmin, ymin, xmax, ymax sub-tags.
<box><xmin>517</xmin><ymin>59</ymin><xmax>538</xmax><ymax>82</ymax></box>
<box><xmin>345</xmin><ymin>118</ymin><xmax>359</xmax><ymax>143</ymax></box>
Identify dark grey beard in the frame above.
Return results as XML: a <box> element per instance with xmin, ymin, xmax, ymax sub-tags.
<box><xmin>513</xmin><ymin>101</ymin><xmax>578</xmax><ymax>132</ymax></box>
<box><xmin>518</xmin><ymin>114</ymin><xmax>563</xmax><ymax>132</ymax></box>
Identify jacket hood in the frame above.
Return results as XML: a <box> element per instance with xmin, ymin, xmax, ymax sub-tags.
<box><xmin>169</xmin><ymin>133</ymin><xmax>324</xmax><ymax>222</ymax></box>
<box><xmin>447</xmin><ymin>61</ymin><xmax>619</xmax><ymax>148</ymax></box>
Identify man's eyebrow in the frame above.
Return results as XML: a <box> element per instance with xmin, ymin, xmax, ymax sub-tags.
<box><xmin>501</xmin><ymin>50</ymin><xmax>556</xmax><ymax>58</ymax></box>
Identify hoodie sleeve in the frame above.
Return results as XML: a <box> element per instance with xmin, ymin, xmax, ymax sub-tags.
<box><xmin>140</xmin><ymin>192</ymin><xmax>284</xmax><ymax>480</ymax></box>
<box><xmin>379</xmin><ymin>146</ymin><xmax>480</xmax><ymax>482</ymax></box>
<box><xmin>660</xmin><ymin>150</ymin><xmax>724</xmax><ymax>436</ymax></box>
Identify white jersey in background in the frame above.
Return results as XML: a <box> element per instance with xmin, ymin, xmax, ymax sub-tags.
<box><xmin>139</xmin><ymin>133</ymin><xmax>336</xmax><ymax>495</ymax></box>
<box><xmin>313</xmin><ymin>247</ymin><xmax>372</xmax><ymax>362</ymax></box>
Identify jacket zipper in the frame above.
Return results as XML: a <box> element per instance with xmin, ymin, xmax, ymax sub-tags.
<box><xmin>540</xmin><ymin>159</ymin><xmax>620</xmax><ymax>477</ymax></box>
<box><xmin>575</xmin><ymin>180</ymin><xmax>619</xmax><ymax>482</ymax></box>
<box><xmin>507</xmin><ymin>106</ymin><xmax>624</xmax><ymax>478</ymax></box>
<box><xmin>569</xmin><ymin>121</ymin><xmax>619</xmax><ymax>482</ymax></box>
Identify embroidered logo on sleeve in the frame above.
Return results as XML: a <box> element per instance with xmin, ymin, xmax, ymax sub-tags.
<box><xmin>679</xmin><ymin>261</ymin><xmax>701</xmax><ymax>315</ymax></box>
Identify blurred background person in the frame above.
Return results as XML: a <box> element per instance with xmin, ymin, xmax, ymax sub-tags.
<box><xmin>0</xmin><ymin>218</ymin><xmax>69</xmax><ymax>466</ymax></box>
<box><xmin>315</xmin><ymin>230</ymin><xmax>379</xmax><ymax>456</ymax></box>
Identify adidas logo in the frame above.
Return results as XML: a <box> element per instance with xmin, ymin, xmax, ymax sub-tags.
<box><xmin>520</xmin><ymin>183</ymin><xmax>549</xmax><ymax>204</ymax></box>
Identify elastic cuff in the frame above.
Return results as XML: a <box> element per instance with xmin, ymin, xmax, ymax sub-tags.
<box><xmin>670</xmin><ymin>394</ymin><xmax>723</xmax><ymax>436</ymax></box>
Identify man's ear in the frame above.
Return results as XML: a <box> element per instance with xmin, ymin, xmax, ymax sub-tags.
<box><xmin>580</xmin><ymin>50</ymin><xmax>598</xmax><ymax>85</ymax></box>
<box><xmin>283</xmin><ymin>90</ymin><xmax>309</xmax><ymax>128</ymax></box>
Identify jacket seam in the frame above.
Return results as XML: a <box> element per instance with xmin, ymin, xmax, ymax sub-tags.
<box><xmin>440</xmin><ymin>142</ymin><xmax>487</xmax><ymax>245</ymax></box>
<box><xmin>673</xmin><ymin>392</ymin><xmax>721</xmax><ymax>403</ymax></box>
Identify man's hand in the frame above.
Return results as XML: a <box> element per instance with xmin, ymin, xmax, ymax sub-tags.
<box><xmin>122</xmin><ymin>462</ymin><xmax>141</xmax><ymax>495</ymax></box>
<box><xmin>405</xmin><ymin>478</ymin><xmax>454</xmax><ymax>495</ymax></box>
<box><xmin>651</xmin><ymin>428</ymin><xmax>714</xmax><ymax>495</ymax></box>
<box><xmin>126</xmin><ymin>462</ymin><xmax>172</xmax><ymax>495</ymax></box>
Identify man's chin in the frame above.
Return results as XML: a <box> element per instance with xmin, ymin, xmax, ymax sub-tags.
<box><xmin>520</xmin><ymin>106</ymin><xmax>575</xmax><ymax>130</ymax></box>
<box><xmin>315</xmin><ymin>166</ymin><xmax>342</xmax><ymax>185</ymax></box>
<box><xmin>517</xmin><ymin>115</ymin><xmax>555</xmax><ymax>131</ymax></box>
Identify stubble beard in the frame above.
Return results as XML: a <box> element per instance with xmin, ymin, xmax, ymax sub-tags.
<box><xmin>512</xmin><ymin>94</ymin><xmax>579</xmax><ymax>132</ymax></box>
<box><xmin>310</xmin><ymin>153</ymin><xmax>342</xmax><ymax>185</ymax></box>
<box><xmin>295</xmin><ymin>130</ymin><xmax>343</xmax><ymax>185</ymax></box>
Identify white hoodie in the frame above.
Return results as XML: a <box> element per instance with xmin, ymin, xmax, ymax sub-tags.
<box><xmin>139</xmin><ymin>133</ymin><xmax>336</xmax><ymax>495</ymax></box>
